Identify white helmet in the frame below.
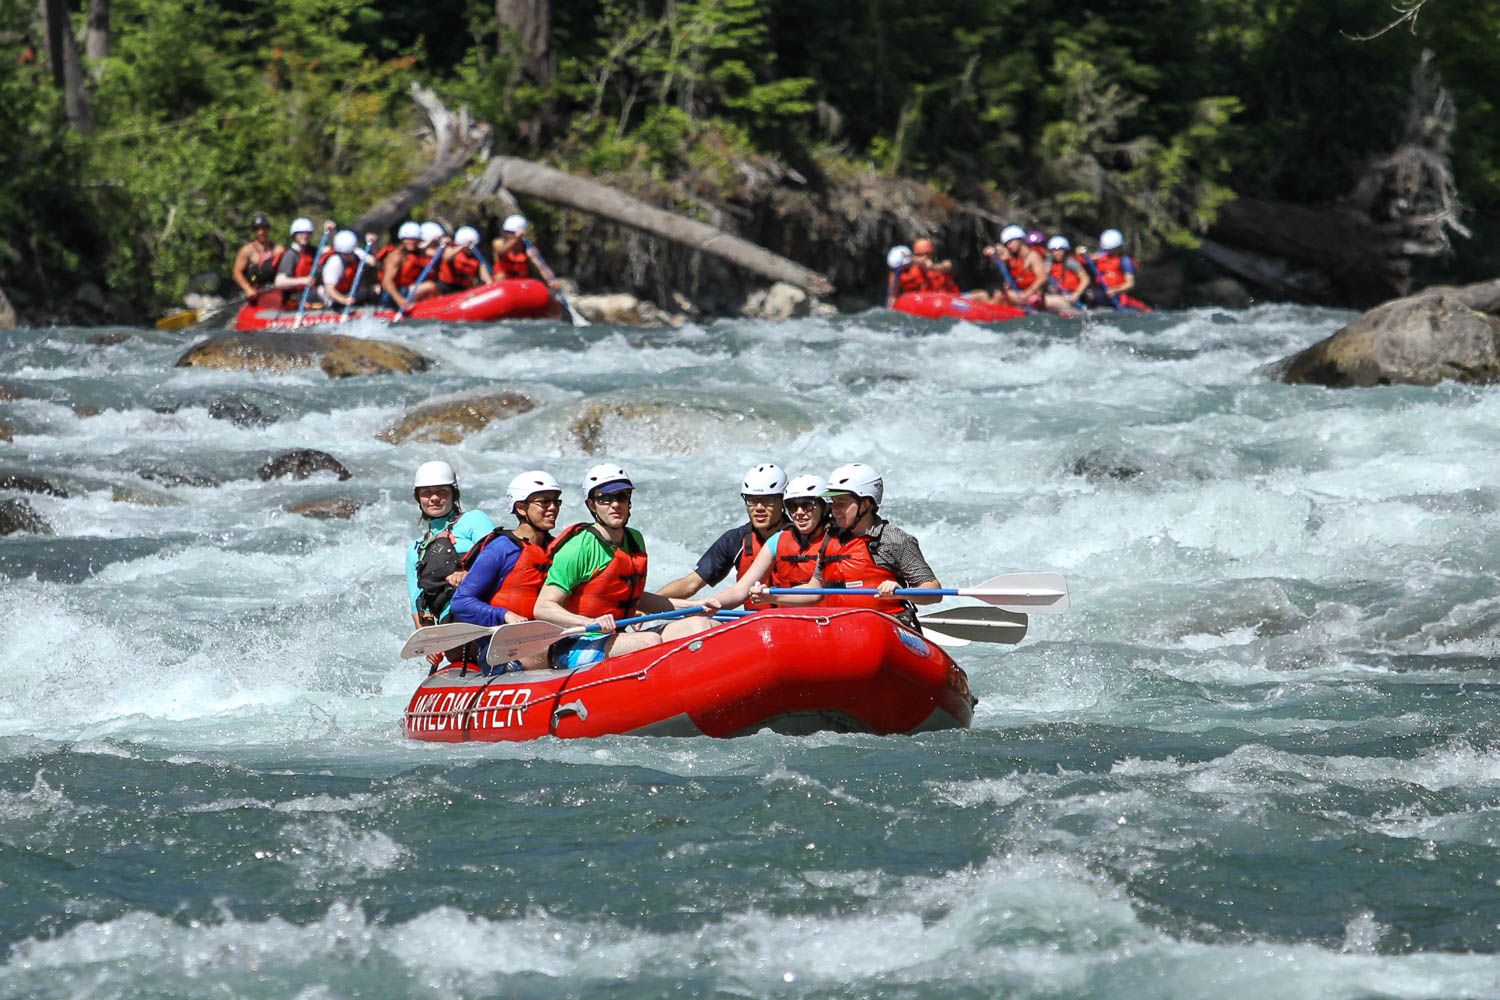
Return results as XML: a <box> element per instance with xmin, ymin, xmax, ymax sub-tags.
<box><xmin>784</xmin><ymin>474</ymin><xmax>828</xmax><ymax>503</ymax></box>
<box><xmin>825</xmin><ymin>462</ymin><xmax>883</xmax><ymax>505</ymax></box>
<box><xmin>505</xmin><ymin>470</ymin><xmax>562</xmax><ymax>510</ymax></box>
<box><xmin>999</xmin><ymin>224</ymin><xmax>1026</xmax><ymax>244</ymax></box>
<box><xmin>454</xmin><ymin>226</ymin><xmax>480</xmax><ymax>247</ymax></box>
<box><xmin>290</xmin><ymin>217</ymin><xmax>314</xmax><ymax>235</ymax></box>
<box><xmin>397</xmin><ymin>221</ymin><xmax>422</xmax><ymax>240</ymax></box>
<box><xmin>503</xmin><ymin>214</ymin><xmax>529</xmax><ymax>234</ymax></box>
<box><xmin>1047</xmin><ymin>235</ymin><xmax>1071</xmax><ymax>251</ymax></box>
<box><xmin>413</xmin><ymin>460</ymin><xmax>457</xmax><ymax>490</ymax></box>
<box><xmin>332</xmin><ymin>229</ymin><xmax>357</xmax><ymax>253</ymax></box>
<box><xmin>741</xmin><ymin>463</ymin><xmax>788</xmax><ymax>496</ymax></box>
<box><xmin>1099</xmin><ymin>228</ymin><xmax>1124</xmax><ymax>251</ymax></box>
<box><xmin>420</xmin><ymin>221</ymin><xmax>446</xmax><ymax>243</ymax></box>
<box><xmin>582</xmin><ymin>462</ymin><xmax>632</xmax><ymax>498</ymax></box>
<box><xmin>886</xmin><ymin>245</ymin><xmax>912</xmax><ymax>270</ymax></box>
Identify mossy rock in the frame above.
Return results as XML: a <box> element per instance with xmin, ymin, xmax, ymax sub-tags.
<box><xmin>176</xmin><ymin>332</ymin><xmax>431</xmax><ymax>379</ymax></box>
<box><xmin>377</xmin><ymin>388</ymin><xmax>536</xmax><ymax>445</ymax></box>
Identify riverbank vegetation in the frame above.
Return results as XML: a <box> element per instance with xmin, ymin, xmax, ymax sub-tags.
<box><xmin>5</xmin><ymin>0</ymin><xmax>1496</xmax><ymax>320</ymax></box>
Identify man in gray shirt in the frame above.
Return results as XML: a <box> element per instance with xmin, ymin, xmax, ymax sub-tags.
<box><xmin>818</xmin><ymin>462</ymin><xmax>941</xmax><ymax>629</ymax></box>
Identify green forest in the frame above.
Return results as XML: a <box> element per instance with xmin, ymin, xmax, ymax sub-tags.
<box><xmin>4</xmin><ymin>0</ymin><xmax>1496</xmax><ymax>321</ymax></box>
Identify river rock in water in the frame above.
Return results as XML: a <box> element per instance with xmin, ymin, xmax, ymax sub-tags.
<box><xmin>1276</xmin><ymin>294</ymin><xmax>1500</xmax><ymax>387</ymax></box>
<box><xmin>259</xmin><ymin>449</ymin><xmax>351</xmax><ymax>482</ymax></box>
<box><xmin>0</xmin><ymin>498</ymin><xmax>51</xmax><ymax>536</ymax></box>
<box><xmin>284</xmin><ymin>496</ymin><xmax>363</xmax><ymax>519</ymax></box>
<box><xmin>377</xmin><ymin>389</ymin><xmax>536</xmax><ymax>445</ymax></box>
<box><xmin>572</xmin><ymin>293</ymin><xmax>684</xmax><ymax>327</ymax></box>
<box><xmin>176</xmin><ymin>332</ymin><xmax>431</xmax><ymax>379</ymax></box>
<box><xmin>0</xmin><ymin>472</ymin><xmax>69</xmax><ymax>497</ymax></box>
<box><xmin>207</xmin><ymin>396</ymin><xmax>275</xmax><ymax>427</ymax></box>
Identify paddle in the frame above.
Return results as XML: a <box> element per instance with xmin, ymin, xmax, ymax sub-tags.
<box><xmin>340</xmin><ymin>236</ymin><xmax>377</xmax><ymax>323</ymax></box>
<box><xmin>988</xmin><ymin>250</ymin><xmax>1036</xmax><ymax>315</ymax></box>
<box><xmin>1075</xmin><ymin>249</ymin><xmax>1123</xmax><ymax>311</ymax></box>
<box><xmin>398</xmin><ymin>605</ymin><xmax>709</xmax><ymax>663</ymax></box>
<box><xmin>767</xmin><ymin>571</ymin><xmax>1069</xmax><ymax>613</ymax></box>
<box><xmin>522</xmin><ymin>237</ymin><xmax>590</xmax><ymax>328</ymax></box>
<box><xmin>155</xmin><ymin>294</ymin><xmax>252</xmax><ymax>332</ymax></box>
<box><xmin>917</xmin><ymin>606</ymin><xmax>1029</xmax><ymax>644</ymax></box>
<box><xmin>292</xmin><ymin>227</ymin><xmax>331</xmax><ymax>330</ymax></box>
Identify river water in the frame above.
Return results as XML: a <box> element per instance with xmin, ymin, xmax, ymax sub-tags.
<box><xmin>0</xmin><ymin>307</ymin><xmax>1497</xmax><ymax>998</ymax></box>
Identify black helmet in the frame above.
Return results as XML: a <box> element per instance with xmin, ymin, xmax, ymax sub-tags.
<box><xmin>251</xmin><ymin>213</ymin><xmax>271</xmax><ymax>229</ymax></box>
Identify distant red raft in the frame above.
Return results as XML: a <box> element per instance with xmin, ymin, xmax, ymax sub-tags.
<box><xmin>892</xmin><ymin>291</ymin><xmax>1027</xmax><ymax>323</ymax></box>
<box><xmin>233</xmin><ymin>279</ymin><xmax>561</xmax><ymax>332</ymax></box>
<box><xmin>403</xmin><ymin>608</ymin><xmax>975</xmax><ymax>743</ymax></box>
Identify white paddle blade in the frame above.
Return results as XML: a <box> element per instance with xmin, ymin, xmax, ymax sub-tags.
<box><xmin>921</xmin><ymin>627</ymin><xmax>970</xmax><ymax>648</ymax></box>
<box><xmin>485</xmin><ymin>620</ymin><xmax>567</xmax><ymax>665</ymax></box>
<box><xmin>963</xmin><ymin>572</ymin><xmax>1069</xmax><ymax>612</ymax></box>
<box><xmin>566</xmin><ymin>301</ymin><xmax>592</xmax><ymax>328</ymax></box>
<box><xmin>920</xmin><ymin>607</ymin><xmax>1029</xmax><ymax>645</ymax></box>
<box><xmin>400</xmin><ymin>622</ymin><xmax>498</xmax><ymax>660</ymax></box>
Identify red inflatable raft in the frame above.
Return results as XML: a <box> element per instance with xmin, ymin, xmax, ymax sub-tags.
<box><xmin>403</xmin><ymin>608</ymin><xmax>975</xmax><ymax>742</ymax></box>
<box><xmin>892</xmin><ymin>291</ymin><xmax>1027</xmax><ymax>324</ymax></box>
<box><xmin>233</xmin><ymin>279</ymin><xmax>561</xmax><ymax>331</ymax></box>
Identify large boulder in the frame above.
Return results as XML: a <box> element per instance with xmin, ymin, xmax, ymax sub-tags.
<box><xmin>0</xmin><ymin>473</ymin><xmax>68</xmax><ymax>497</ymax></box>
<box><xmin>1276</xmin><ymin>294</ymin><xmax>1500</xmax><ymax>387</ymax></box>
<box><xmin>176</xmin><ymin>332</ymin><xmax>431</xmax><ymax>379</ymax></box>
<box><xmin>0</xmin><ymin>498</ymin><xmax>51</xmax><ymax>536</ymax></box>
<box><xmin>740</xmin><ymin>282</ymin><xmax>811</xmax><ymax>321</ymax></box>
<box><xmin>377</xmin><ymin>388</ymin><xmax>536</xmax><ymax>445</ymax></box>
<box><xmin>568</xmin><ymin>396</ymin><xmax>805</xmax><ymax>455</ymax></box>
<box><xmin>572</xmin><ymin>293</ymin><xmax>684</xmax><ymax>327</ymax></box>
<box><xmin>258</xmin><ymin>449</ymin><xmax>351</xmax><ymax>481</ymax></box>
<box><xmin>284</xmin><ymin>496</ymin><xmax>363</xmax><ymax>520</ymax></box>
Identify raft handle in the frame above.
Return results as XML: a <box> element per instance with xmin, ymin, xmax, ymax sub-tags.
<box><xmin>552</xmin><ymin>699</ymin><xmax>588</xmax><ymax>725</ymax></box>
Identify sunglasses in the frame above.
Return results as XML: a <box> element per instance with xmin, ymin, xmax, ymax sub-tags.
<box><xmin>527</xmin><ymin>497</ymin><xmax>562</xmax><ymax>508</ymax></box>
<box><xmin>593</xmin><ymin>492</ymin><xmax>632</xmax><ymax>506</ymax></box>
<box><xmin>786</xmin><ymin>500</ymin><xmax>822</xmax><ymax>513</ymax></box>
<box><xmin>742</xmin><ymin>495</ymin><xmax>780</xmax><ymax>508</ymax></box>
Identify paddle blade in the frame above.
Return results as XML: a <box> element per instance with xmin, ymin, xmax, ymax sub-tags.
<box><xmin>155</xmin><ymin>309</ymin><xmax>200</xmax><ymax>331</ymax></box>
<box><xmin>400</xmin><ymin>622</ymin><xmax>497</xmax><ymax>659</ymax></box>
<box><xmin>921</xmin><ymin>628</ymin><xmax>970</xmax><ymax>648</ymax></box>
<box><xmin>485</xmin><ymin>620</ymin><xmax>567</xmax><ymax>665</ymax></box>
<box><xmin>920</xmin><ymin>606</ymin><xmax>1029</xmax><ymax>645</ymax></box>
<box><xmin>962</xmin><ymin>572</ymin><xmax>1069</xmax><ymax>612</ymax></box>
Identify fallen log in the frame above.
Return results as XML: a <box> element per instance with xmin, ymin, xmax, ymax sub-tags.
<box><xmin>351</xmin><ymin>85</ymin><xmax>491</xmax><ymax>237</ymax></box>
<box><xmin>472</xmin><ymin>157</ymin><xmax>835</xmax><ymax>297</ymax></box>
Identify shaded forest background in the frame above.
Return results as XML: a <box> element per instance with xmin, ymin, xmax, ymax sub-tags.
<box><xmin>3</xmin><ymin>0</ymin><xmax>1495</xmax><ymax>321</ymax></box>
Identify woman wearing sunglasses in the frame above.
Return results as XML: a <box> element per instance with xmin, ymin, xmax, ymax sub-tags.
<box><xmin>710</xmin><ymin>474</ymin><xmax>842</xmax><ymax>610</ymax></box>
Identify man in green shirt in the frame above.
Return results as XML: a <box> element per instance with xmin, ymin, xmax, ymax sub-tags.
<box><xmin>533</xmin><ymin>463</ymin><xmax>716</xmax><ymax>668</ymax></box>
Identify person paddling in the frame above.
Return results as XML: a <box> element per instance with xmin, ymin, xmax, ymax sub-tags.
<box><xmin>885</xmin><ymin>245</ymin><xmax>925</xmax><ymax>306</ymax></box>
<box><xmin>407</xmin><ymin>461</ymin><xmax>497</xmax><ymax>665</ymax></box>
<box><xmin>378</xmin><ymin>221</ymin><xmax>432</xmax><ymax>311</ymax></box>
<box><xmin>435</xmin><ymin>226</ymin><xmax>492</xmax><ymax>294</ymax></box>
<box><xmin>772</xmin><ymin>463</ymin><xmax>941</xmax><ymax>630</ymax></box>
<box><xmin>713</xmin><ymin>474</ymin><xmax>841</xmax><ymax>609</ymax></box>
<box><xmin>1045</xmin><ymin>235</ymin><xmax>1092</xmax><ymax>307</ymax></box>
<box><xmin>231</xmin><ymin>213</ymin><xmax>282</xmax><ymax>303</ymax></box>
<box><xmin>911</xmin><ymin>237</ymin><xmax>959</xmax><ymax>294</ymax></box>
<box><xmin>450</xmin><ymin>470</ymin><xmax>562</xmax><ymax>670</ymax></box>
<box><xmin>985</xmin><ymin>224</ymin><xmax>1071</xmax><ymax>313</ymax></box>
<box><xmin>490</xmin><ymin>214</ymin><xmax>562</xmax><ymax>290</ymax></box>
<box><xmin>658</xmin><ymin>464</ymin><xmax>791</xmax><ymax>599</ymax></box>
<box><xmin>273</xmin><ymin>217</ymin><xmax>332</xmax><ymax>309</ymax></box>
<box><xmin>318</xmin><ymin>229</ymin><xmax>379</xmax><ymax>309</ymax></box>
<box><xmin>1086</xmin><ymin>228</ymin><xmax>1151</xmax><ymax>311</ymax></box>
<box><xmin>532</xmin><ymin>464</ymin><xmax>717</xmax><ymax>668</ymax></box>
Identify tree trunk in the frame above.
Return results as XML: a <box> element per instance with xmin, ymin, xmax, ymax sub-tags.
<box><xmin>350</xmin><ymin>85</ymin><xmax>492</xmax><ymax>237</ymax></box>
<box><xmin>85</xmin><ymin>0</ymin><xmax>108</xmax><ymax>80</ymax></box>
<box><xmin>472</xmin><ymin>158</ymin><xmax>836</xmax><ymax>296</ymax></box>
<box><xmin>495</xmin><ymin>0</ymin><xmax>553</xmax><ymax>86</ymax></box>
<box><xmin>39</xmin><ymin>0</ymin><xmax>94</xmax><ymax>132</ymax></box>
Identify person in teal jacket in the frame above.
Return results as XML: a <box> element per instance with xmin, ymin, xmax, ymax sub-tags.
<box><xmin>406</xmin><ymin>460</ymin><xmax>495</xmax><ymax>634</ymax></box>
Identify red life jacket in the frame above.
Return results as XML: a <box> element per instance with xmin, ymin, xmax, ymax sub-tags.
<box><xmin>379</xmin><ymin>247</ymin><xmax>430</xmax><ymax>289</ymax></box>
<box><xmin>925</xmin><ymin>269</ymin><xmax>960</xmax><ymax>294</ymax></box>
<box><xmin>822</xmin><ymin>531</ymin><xmax>905</xmax><ymax>615</ymax></box>
<box><xmin>553</xmin><ymin>523</ymin><xmax>649</xmax><ymax>619</ymax></box>
<box><xmin>735</xmin><ymin>525</ymin><xmax>784</xmax><ymax>580</ymax></box>
<box><xmin>437</xmin><ymin>247</ymin><xmax>483</xmax><ymax>288</ymax></box>
<box><xmin>769</xmin><ymin>526</ymin><xmax>838</xmax><ymax>587</ymax></box>
<box><xmin>461</xmin><ymin>528</ymin><xmax>555</xmax><ymax>619</ymax></box>
<box><xmin>1093</xmin><ymin>252</ymin><xmax>1131</xmax><ymax>290</ymax></box>
<box><xmin>896</xmin><ymin>264</ymin><xmax>926</xmax><ymax>295</ymax></box>
<box><xmin>1049</xmin><ymin>260</ymin><xmax>1081</xmax><ymax>292</ymax></box>
<box><xmin>496</xmin><ymin>247</ymin><xmax>531</xmax><ymax>280</ymax></box>
<box><xmin>277</xmin><ymin>245</ymin><xmax>316</xmax><ymax>308</ymax></box>
<box><xmin>1005</xmin><ymin>251</ymin><xmax>1038</xmax><ymax>291</ymax></box>
<box><xmin>322</xmin><ymin>251</ymin><xmax>359</xmax><ymax>295</ymax></box>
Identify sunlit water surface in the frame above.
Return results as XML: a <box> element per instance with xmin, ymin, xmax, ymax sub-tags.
<box><xmin>0</xmin><ymin>307</ymin><xmax>1497</xmax><ymax>998</ymax></box>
